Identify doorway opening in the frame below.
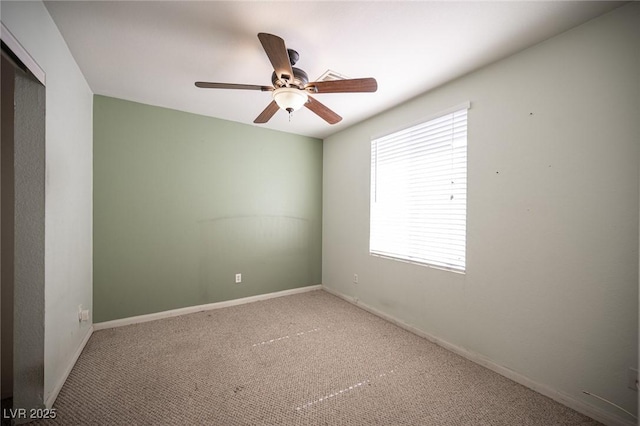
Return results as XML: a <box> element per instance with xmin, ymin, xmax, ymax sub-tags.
<box><xmin>1</xmin><ymin>36</ymin><xmax>46</xmax><ymax>424</ymax></box>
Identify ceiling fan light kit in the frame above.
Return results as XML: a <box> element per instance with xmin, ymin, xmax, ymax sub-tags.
<box><xmin>195</xmin><ymin>32</ymin><xmax>377</xmax><ymax>125</ymax></box>
<box><xmin>273</xmin><ymin>87</ymin><xmax>308</xmax><ymax>113</ymax></box>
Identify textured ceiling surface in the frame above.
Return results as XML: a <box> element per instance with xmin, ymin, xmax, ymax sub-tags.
<box><xmin>44</xmin><ymin>1</ymin><xmax>622</xmax><ymax>139</ymax></box>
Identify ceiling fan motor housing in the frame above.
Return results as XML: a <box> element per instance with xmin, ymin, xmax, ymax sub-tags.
<box><xmin>272</xmin><ymin>67</ymin><xmax>308</xmax><ymax>89</ymax></box>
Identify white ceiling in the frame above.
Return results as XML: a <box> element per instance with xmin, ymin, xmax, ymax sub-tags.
<box><xmin>44</xmin><ymin>1</ymin><xmax>623</xmax><ymax>139</ymax></box>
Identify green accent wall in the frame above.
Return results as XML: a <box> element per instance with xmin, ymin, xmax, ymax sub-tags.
<box><xmin>93</xmin><ymin>96</ymin><xmax>322</xmax><ymax>322</ymax></box>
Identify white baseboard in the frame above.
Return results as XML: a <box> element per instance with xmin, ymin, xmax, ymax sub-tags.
<box><xmin>45</xmin><ymin>325</ymin><xmax>93</xmax><ymax>409</ymax></box>
<box><xmin>94</xmin><ymin>285</ymin><xmax>322</xmax><ymax>331</ymax></box>
<box><xmin>321</xmin><ymin>285</ymin><xmax>636</xmax><ymax>426</ymax></box>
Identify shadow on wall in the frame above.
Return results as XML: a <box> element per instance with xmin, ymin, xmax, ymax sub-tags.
<box><xmin>198</xmin><ymin>215</ymin><xmax>312</xmax><ymax>300</ymax></box>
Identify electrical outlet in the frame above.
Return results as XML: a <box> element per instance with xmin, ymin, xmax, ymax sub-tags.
<box><xmin>235</xmin><ymin>273</ymin><xmax>242</xmax><ymax>284</ymax></box>
<box><xmin>628</xmin><ymin>368</ymin><xmax>638</xmax><ymax>391</ymax></box>
<box><xmin>353</xmin><ymin>273</ymin><xmax>358</xmax><ymax>284</ymax></box>
<box><xmin>78</xmin><ymin>305</ymin><xmax>89</xmax><ymax>322</ymax></box>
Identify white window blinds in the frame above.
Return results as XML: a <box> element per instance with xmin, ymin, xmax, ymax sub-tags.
<box><xmin>370</xmin><ymin>106</ymin><xmax>468</xmax><ymax>272</ymax></box>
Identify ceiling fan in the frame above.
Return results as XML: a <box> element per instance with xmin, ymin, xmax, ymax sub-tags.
<box><xmin>195</xmin><ymin>33</ymin><xmax>377</xmax><ymax>125</ymax></box>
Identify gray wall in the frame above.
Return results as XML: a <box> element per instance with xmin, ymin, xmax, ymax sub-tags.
<box><xmin>93</xmin><ymin>96</ymin><xmax>323</xmax><ymax>322</ymax></box>
<box><xmin>322</xmin><ymin>4</ymin><xmax>639</xmax><ymax>424</ymax></box>
<box><xmin>1</xmin><ymin>53</ymin><xmax>16</xmax><ymax>401</ymax></box>
<box><xmin>12</xmin><ymin>60</ymin><xmax>46</xmax><ymax>420</ymax></box>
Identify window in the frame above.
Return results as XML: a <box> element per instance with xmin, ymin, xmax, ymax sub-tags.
<box><xmin>370</xmin><ymin>104</ymin><xmax>468</xmax><ymax>272</ymax></box>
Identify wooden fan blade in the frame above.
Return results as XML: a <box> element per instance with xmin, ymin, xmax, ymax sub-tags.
<box><xmin>254</xmin><ymin>100</ymin><xmax>280</xmax><ymax>124</ymax></box>
<box><xmin>305</xmin><ymin>77</ymin><xmax>378</xmax><ymax>94</ymax></box>
<box><xmin>257</xmin><ymin>33</ymin><xmax>294</xmax><ymax>83</ymax></box>
<box><xmin>195</xmin><ymin>82</ymin><xmax>272</xmax><ymax>91</ymax></box>
<box><xmin>305</xmin><ymin>96</ymin><xmax>342</xmax><ymax>124</ymax></box>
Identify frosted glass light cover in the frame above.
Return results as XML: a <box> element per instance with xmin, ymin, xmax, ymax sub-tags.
<box><xmin>273</xmin><ymin>88</ymin><xmax>308</xmax><ymax>111</ymax></box>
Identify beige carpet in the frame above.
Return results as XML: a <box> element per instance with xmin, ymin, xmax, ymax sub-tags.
<box><xmin>40</xmin><ymin>290</ymin><xmax>600</xmax><ymax>425</ymax></box>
